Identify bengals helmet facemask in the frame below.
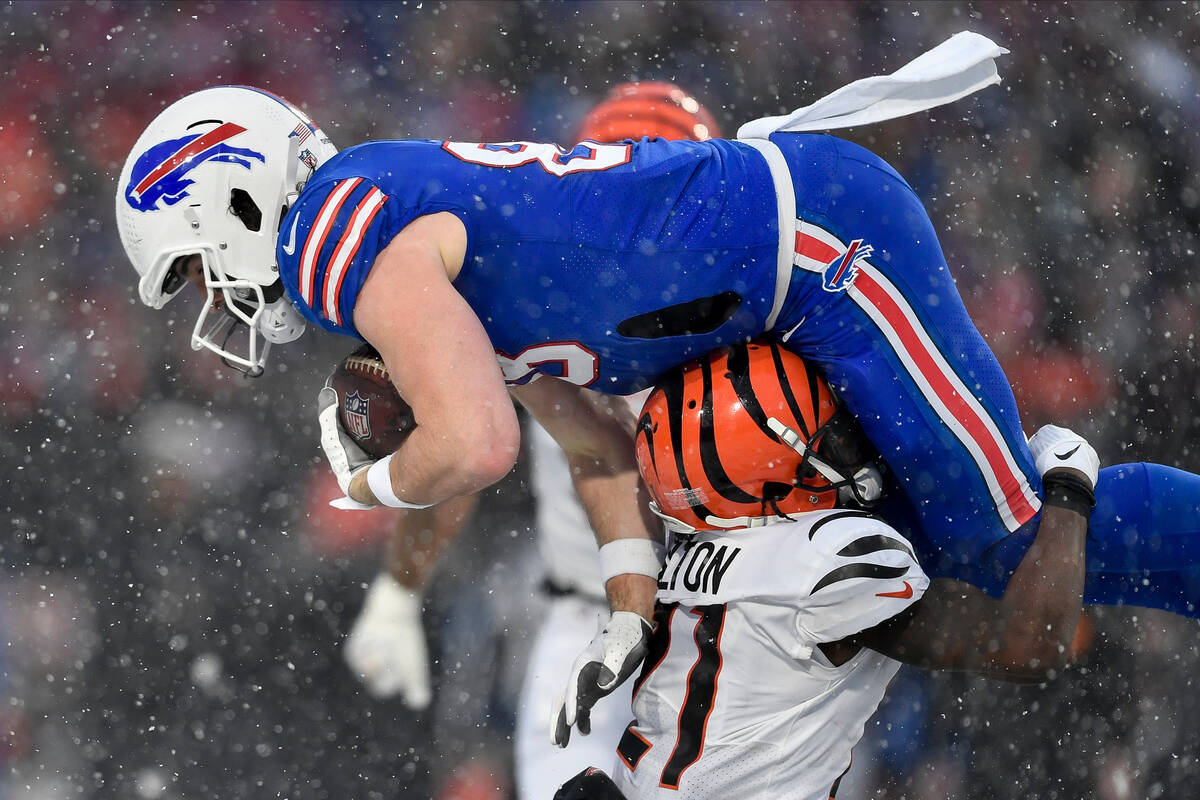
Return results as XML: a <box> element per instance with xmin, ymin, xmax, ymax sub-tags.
<box><xmin>635</xmin><ymin>341</ymin><xmax>884</xmax><ymax>534</ymax></box>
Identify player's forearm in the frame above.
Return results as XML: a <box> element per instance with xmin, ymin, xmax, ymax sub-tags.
<box><xmin>350</xmin><ymin>419</ymin><xmax>519</xmax><ymax>506</ymax></box>
<box><xmin>511</xmin><ymin>377</ymin><xmax>660</xmax><ymax>619</ymax></box>
<box><xmin>350</xmin><ymin>219</ymin><xmax>519</xmax><ymax>506</ymax></box>
<box><xmin>571</xmin><ymin>456</ymin><xmax>661</xmax><ymax>622</ymax></box>
<box><xmin>984</xmin><ymin>503</ymin><xmax>1087</xmax><ymax>675</ymax></box>
<box><xmin>603</xmin><ymin>573</ymin><xmax>658</xmax><ymax>624</ymax></box>
<box><xmin>384</xmin><ymin>493</ymin><xmax>480</xmax><ymax>590</ymax></box>
<box><xmin>858</xmin><ymin>506</ymin><xmax>1086</xmax><ymax>682</ymax></box>
<box><xmin>969</xmin><ymin>433</ymin><xmax>1097</xmax><ymax>678</ymax></box>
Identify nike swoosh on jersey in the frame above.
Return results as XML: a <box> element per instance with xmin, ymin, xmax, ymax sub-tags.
<box><xmin>281</xmin><ymin>214</ymin><xmax>300</xmax><ymax>255</ymax></box>
<box><xmin>875</xmin><ymin>581</ymin><xmax>914</xmax><ymax>599</ymax></box>
<box><xmin>1054</xmin><ymin>444</ymin><xmax>1081</xmax><ymax>460</ymax></box>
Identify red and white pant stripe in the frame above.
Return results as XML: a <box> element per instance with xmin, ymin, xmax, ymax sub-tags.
<box><xmin>794</xmin><ymin>222</ymin><xmax>1040</xmax><ymax>532</ymax></box>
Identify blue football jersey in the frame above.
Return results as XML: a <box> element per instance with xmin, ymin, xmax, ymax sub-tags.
<box><xmin>274</xmin><ymin>133</ymin><xmax>1200</xmax><ymax>623</ymax></box>
<box><xmin>276</xmin><ymin>137</ymin><xmax>779</xmax><ymax>393</ymax></box>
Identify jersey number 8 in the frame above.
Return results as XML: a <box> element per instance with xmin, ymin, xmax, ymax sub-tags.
<box><xmin>441</xmin><ymin>140</ymin><xmax>633</xmax><ymax>177</ymax></box>
<box><xmin>495</xmin><ymin>341</ymin><xmax>599</xmax><ymax>387</ymax></box>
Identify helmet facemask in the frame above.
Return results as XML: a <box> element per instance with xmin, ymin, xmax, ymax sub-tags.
<box><xmin>186</xmin><ymin>246</ymin><xmax>304</xmax><ymax>377</ymax></box>
<box><xmin>771</xmin><ymin>405</ymin><xmax>886</xmax><ymax>510</ymax></box>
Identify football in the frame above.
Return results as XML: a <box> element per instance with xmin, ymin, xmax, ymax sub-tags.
<box><xmin>328</xmin><ymin>344</ymin><xmax>416</xmax><ymax>458</ymax></box>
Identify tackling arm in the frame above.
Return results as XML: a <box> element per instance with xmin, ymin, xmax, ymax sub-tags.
<box><xmin>516</xmin><ymin>377</ymin><xmax>662</xmax><ymax>748</ymax></box>
<box><xmin>344</xmin><ymin>493</ymin><xmax>478</xmax><ymax>705</ymax></box>
<box><xmin>849</xmin><ymin>424</ymin><xmax>1099</xmax><ymax>682</ymax></box>
<box><xmin>384</xmin><ymin>494</ymin><xmax>481</xmax><ymax>589</ymax></box>
<box><xmin>510</xmin><ymin>377</ymin><xmax>660</xmax><ymax>622</ymax></box>
<box><xmin>851</xmin><ymin>499</ymin><xmax>1088</xmax><ymax>683</ymax></box>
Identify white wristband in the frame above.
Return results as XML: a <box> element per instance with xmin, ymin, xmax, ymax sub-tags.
<box><xmin>367</xmin><ymin>455</ymin><xmax>434</xmax><ymax>510</ymax></box>
<box><xmin>599</xmin><ymin>539</ymin><xmax>665</xmax><ymax>583</ymax></box>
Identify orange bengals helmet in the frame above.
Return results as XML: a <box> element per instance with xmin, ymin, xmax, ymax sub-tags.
<box><xmin>635</xmin><ymin>341</ymin><xmax>883</xmax><ymax>533</ymax></box>
<box><xmin>576</xmin><ymin>81</ymin><xmax>721</xmax><ymax>142</ymax></box>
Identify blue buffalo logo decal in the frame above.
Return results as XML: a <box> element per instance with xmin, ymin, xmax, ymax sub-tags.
<box><xmin>343</xmin><ymin>391</ymin><xmax>371</xmax><ymax>440</ymax></box>
<box><xmin>822</xmin><ymin>238</ymin><xmax>873</xmax><ymax>293</ymax></box>
<box><xmin>124</xmin><ymin>122</ymin><xmax>265</xmax><ymax>212</ymax></box>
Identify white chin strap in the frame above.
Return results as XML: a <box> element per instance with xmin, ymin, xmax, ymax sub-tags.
<box><xmin>766</xmin><ymin>417</ymin><xmax>846</xmax><ymax>483</ymax></box>
<box><xmin>647</xmin><ymin>502</ymin><xmax>699</xmax><ymax>534</ymax></box>
<box><xmin>647</xmin><ymin>500</ymin><xmax>794</xmax><ymax>535</ymax></box>
<box><xmin>767</xmin><ymin>417</ymin><xmax>884</xmax><ymax>506</ymax></box>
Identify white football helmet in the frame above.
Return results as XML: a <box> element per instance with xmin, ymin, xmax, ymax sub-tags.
<box><xmin>116</xmin><ymin>86</ymin><xmax>339</xmax><ymax>375</ymax></box>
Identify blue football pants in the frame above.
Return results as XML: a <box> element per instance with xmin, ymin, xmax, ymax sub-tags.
<box><xmin>769</xmin><ymin>133</ymin><xmax>1200</xmax><ymax>615</ymax></box>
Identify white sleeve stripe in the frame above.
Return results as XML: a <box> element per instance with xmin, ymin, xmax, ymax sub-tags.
<box><xmin>320</xmin><ymin>187</ymin><xmax>386</xmax><ymax>325</ymax></box>
<box><xmin>299</xmin><ymin>177</ymin><xmax>362</xmax><ymax>307</ymax></box>
<box><xmin>850</xmin><ymin>261</ymin><xmax>1041</xmax><ymax>530</ymax></box>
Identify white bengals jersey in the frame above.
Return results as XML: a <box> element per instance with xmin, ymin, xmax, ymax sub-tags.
<box><xmin>611</xmin><ymin>510</ymin><xmax>928</xmax><ymax>800</ymax></box>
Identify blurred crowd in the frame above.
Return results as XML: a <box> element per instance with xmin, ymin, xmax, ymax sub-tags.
<box><xmin>1</xmin><ymin>1</ymin><xmax>1199</xmax><ymax>798</ymax></box>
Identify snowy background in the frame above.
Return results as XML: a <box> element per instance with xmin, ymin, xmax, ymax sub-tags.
<box><xmin>2</xmin><ymin>1</ymin><xmax>1200</xmax><ymax>798</ymax></box>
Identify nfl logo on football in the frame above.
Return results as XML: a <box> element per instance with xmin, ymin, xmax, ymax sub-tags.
<box><xmin>344</xmin><ymin>391</ymin><xmax>371</xmax><ymax>440</ymax></box>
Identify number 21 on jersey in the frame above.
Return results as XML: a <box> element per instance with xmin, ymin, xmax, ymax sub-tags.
<box><xmin>442</xmin><ymin>140</ymin><xmax>632</xmax><ymax>176</ymax></box>
<box><xmin>618</xmin><ymin>602</ymin><xmax>727</xmax><ymax>789</ymax></box>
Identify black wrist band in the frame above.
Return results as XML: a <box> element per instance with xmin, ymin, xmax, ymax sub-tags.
<box><xmin>1043</xmin><ymin>471</ymin><xmax>1096</xmax><ymax>517</ymax></box>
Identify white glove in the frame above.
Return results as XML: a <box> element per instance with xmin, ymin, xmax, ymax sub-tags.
<box><xmin>550</xmin><ymin>610</ymin><xmax>652</xmax><ymax>748</ymax></box>
<box><xmin>1027</xmin><ymin>424</ymin><xmax>1099</xmax><ymax>489</ymax></box>
<box><xmin>318</xmin><ymin>384</ymin><xmax>377</xmax><ymax>509</ymax></box>
<box><xmin>343</xmin><ymin>573</ymin><xmax>432</xmax><ymax>708</ymax></box>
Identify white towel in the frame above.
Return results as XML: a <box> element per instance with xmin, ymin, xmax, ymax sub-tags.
<box><xmin>736</xmin><ymin>31</ymin><xmax>1008</xmax><ymax>139</ymax></box>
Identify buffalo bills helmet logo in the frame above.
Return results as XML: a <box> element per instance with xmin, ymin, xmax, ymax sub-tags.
<box><xmin>822</xmin><ymin>238</ymin><xmax>873</xmax><ymax>293</ymax></box>
<box><xmin>124</xmin><ymin>121</ymin><xmax>265</xmax><ymax>212</ymax></box>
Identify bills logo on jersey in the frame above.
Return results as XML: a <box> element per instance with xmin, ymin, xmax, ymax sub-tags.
<box><xmin>124</xmin><ymin>121</ymin><xmax>265</xmax><ymax>212</ymax></box>
<box><xmin>343</xmin><ymin>391</ymin><xmax>371</xmax><ymax>439</ymax></box>
<box><xmin>822</xmin><ymin>239</ymin><xmax>872</xmax><ymax>293</ymax></box>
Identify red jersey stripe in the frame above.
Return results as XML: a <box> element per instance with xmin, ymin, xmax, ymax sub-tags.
<box><xmin>852</xmin><ymin>268</ymin><xmax>1039</xmax><ymax>528</ymax></box>
<box><xmin>321</xmin><ymin>188</ymin><xmax>387</xmax><ymax>325</ymax></box>
<box><xmin>795</xmin><ymin>230</ymin><xmax>840</xmax><ymax>264</ymax></box>
<box><xmin>299</xmin><ymin>177</ymin><xmax>362</xmax><ymax>307</ymax></box>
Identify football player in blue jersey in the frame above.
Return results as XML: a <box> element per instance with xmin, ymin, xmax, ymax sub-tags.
<box><xmin>116</xmin><ymin>50</ymin><xmax>1200</xmax><ymax>747</ymax></box>
<box><xmin>339</xmin><ymin>83</ymin><xmax>728</xmax><ymax>800</ymax></box>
